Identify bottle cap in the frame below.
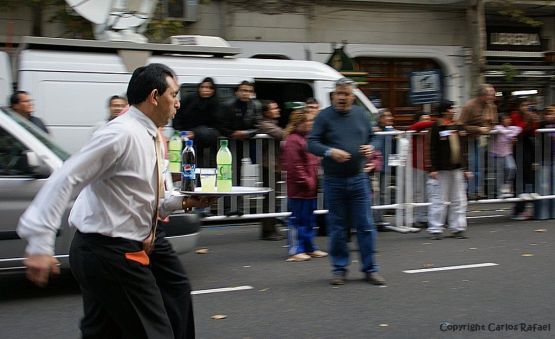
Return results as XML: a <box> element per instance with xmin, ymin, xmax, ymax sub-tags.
<box><xmin>180</xmin><ymin>131</ymin><xmax>188</xmax><ymax>137</ymax></box>
<box><xmin>186</xmin><ymin>140</ymin><xmax>193</xmax><ymax>146</ymax></box>
<box><xmin>220</xmin><ymin>139</ymin><xmax>228</xmax><ymax>147</ymax></box>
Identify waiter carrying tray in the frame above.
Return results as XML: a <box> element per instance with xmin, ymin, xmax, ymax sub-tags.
<box><xmin>17</xmin><ymin>63</ymin><xmax>212</xmax><ymax>339</ymax></box>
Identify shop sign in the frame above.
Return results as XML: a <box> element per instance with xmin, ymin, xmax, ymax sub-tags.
<box><xmin>409</xmin><ymin>70</ymin><xmax>441</xmax><ymax>104</ymax></box>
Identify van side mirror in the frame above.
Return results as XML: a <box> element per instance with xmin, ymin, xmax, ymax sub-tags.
<box><xmin>25</xmin><ymin>151</ymin><xmax>52</xmax><ymax>178</ymax></box>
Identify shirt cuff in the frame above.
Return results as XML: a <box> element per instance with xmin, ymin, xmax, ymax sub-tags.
<box><xmin>160</xmin><ymin>195</ymin><xmax>184</xmax><ymax>219</ymax></box>
<box><xmin>324</xmin><ymin>148</ymin><xmax>332</xmax><ymax>157</ymax></box>
<box><xmin>25</xmin><ymin>232</ymin><xmax>56</xmax><ymax>256</ymax></box>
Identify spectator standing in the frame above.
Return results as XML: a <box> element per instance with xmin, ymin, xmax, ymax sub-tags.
<box><xmin>9</xmin><ymin>91</ymin><xmax>49</xmax><ymax>133</ymax></box>
<box><xmin>305</xmin><ymin>97</ymin><xmax>320</xmax><ymax>119</ymax></box>
<box><xmin>370</xmin><ymin>109</ymin><xmax>396</xmax><ymax>230</ymax></box>
<box><xmin>459</xmin><ymin>84</ymin><xmax>497</xmax><ymax>199</ymax></box>
<box><xmin>510</xmin><ymin>98</ymin><xmax>540</xmax><ymax>220</ymax></box>
<box><xmin>428</xmin><ymin>100</ymin><xmax>470</xmax><ymax>240</ymax></box>
<box><xmin>91</xmin><ymin>95</ymin><xmax>128</xmax><ymax>135</ymax></box>
<box><xmin>491</xmin><ymin>113</ymin><xmax>521</xmax><ymax>198</ymax></box>
<box><xmin>408</xmin><ymin>112</ymin><xmax>435</xmax><ymax>228</ymax></box>
<box><xmin>308</xmin><ymin>78</ymin><xmax>385</xmax><ymax>286</ymax></box>
<box><xmin>17</xmin><ymin>63</ymin><xmax>213</xmax><ymax>338</ymax></box>
<box><xmin>219</xmin><ymin>80</ymin><xmax>261</xmax><ymax>142</ymax></box>
<box><xmin>173</xmin><ymin>77</ymin><xmax>221</xmax><ymax>168</ymax></box>
<box><xmin>257</xmin><ymin>100</ymin><xmax>285</xmax><ymax>240</ymax></box>
<box><xmin>281</xmin><ymin>110</ymin><xmax>327</xmax><ymax>261</ymax></box>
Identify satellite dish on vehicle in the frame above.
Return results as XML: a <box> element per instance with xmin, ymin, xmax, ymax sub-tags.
<box><xmin>65</xmin><ymin>0</ymin><xmax>158</xmax><ymax>43</ymax></box>
<box><xmin>65</xmin><ymin>0</ymin><xmax>112</xmax><ymax>25</ymax></box>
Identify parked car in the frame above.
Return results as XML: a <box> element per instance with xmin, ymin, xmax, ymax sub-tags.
<box><xmin>0</xmin><ymin>107</ymin><xmax>200</xmax><ymax>273</ymax></box>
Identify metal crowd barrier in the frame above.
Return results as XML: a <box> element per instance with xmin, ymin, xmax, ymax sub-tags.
<box><xmin>194</xmin><ymin>129</ymin><xmax>555</xmax><ymax>228</ymax></box>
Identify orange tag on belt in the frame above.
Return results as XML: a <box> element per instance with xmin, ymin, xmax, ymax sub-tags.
<box><xmin>125</xmin><ymin>250</ymin><xmax>150</xmax><ymax>266</ymax></box>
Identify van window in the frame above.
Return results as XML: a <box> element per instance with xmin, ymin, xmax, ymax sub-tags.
<box><xmin>4</xmin><ymin>109</ymin><xmax>70</xmax><ymax>161</ymax></box>
<box><xmin>0</xmin><ymin>126</ymin><xmax>33</xmax><ymax>176</ymax></box>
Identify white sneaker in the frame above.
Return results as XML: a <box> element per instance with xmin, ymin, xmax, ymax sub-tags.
<box><xmin>286</xmin><ymin>253</ymin><xmax>311</xmax><ymax>262</ymax></box>
<box><xmin>519</xmin><ymin>193</ymin><xmax>532</xmax><ymax>200</ymax></box>
<box><xmin>529</xmin><ymin>193</ymin><xmax>541</xmax><ymax>200</ymax></box>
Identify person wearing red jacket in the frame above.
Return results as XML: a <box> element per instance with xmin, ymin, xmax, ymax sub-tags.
<box><xmin>408</xmin><ymin>112</ymin><xmax>435</xmax><ymax>228</ymax></box>
<box><xmin>510</xmin><ymin>98</ymin><xmax>540</xmax><ymax>220</ymax></box>
<box><xmin>281</xmin><ymin>110</ymin><xmax>328</xmax><ymax>262</ymax></box>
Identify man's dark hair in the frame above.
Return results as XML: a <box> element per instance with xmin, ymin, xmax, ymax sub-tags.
<box><xmin>305</xmin><ymin>97</ymin><xmax>319</xmax><ymax>106</ymax></box>
<box><xmin>107</xmin><ymin>95</ymin><xmax>127</xmax><ymax>107</ymax></box>
<box><xmin>438</xmin><ymin>99</ymin><xmax>454</xmax><ymax>114</ymax></box>
<box><xmin>126</xmin><ymin>63</ymin><xmax>176</xmax><ymax>105</ymax></box>
<box><xmin>236</xmin><ymin>80</ymin><xmax>254</xmax><ymax>91</ymax></box>
<box><xmin>262</xmin><ymin>100</ymin><xmax>277</xmax><ymax>113</ymax></box>
<box><xmin>9</xmin><ymin>90</ymin><xmax>29</xmax><ymax>106</ymax></box>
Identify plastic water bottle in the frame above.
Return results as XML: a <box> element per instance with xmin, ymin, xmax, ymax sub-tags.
<box><xmin>181</xmin><ymin>139</ymin><xmax>196</xmax><ymax>192</ymax></box>
<box><xmin>241</xmin><ymin>158</ymin><xmax>258</xmax><ymax>187</ymax></box>
<box><xmin>168</xmin><ymin>132</ymin><xmax>182</xmax><ymax>173</ymax></box>
<box><xmin>216</xmin><ymin>139</ymin><xmax>232</xmax><ymax>192</ymax></box>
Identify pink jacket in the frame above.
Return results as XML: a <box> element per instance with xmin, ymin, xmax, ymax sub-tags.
<box><xmin>280</xmin><ymin>131</ymin><xmax>319</xmax><ymax>199</ymax></box>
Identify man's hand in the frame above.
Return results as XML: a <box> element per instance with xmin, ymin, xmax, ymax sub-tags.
<box><xmin>464</xmin><ymin>171</ymin><xmax>473</xmax><ymax>179</ymax></box>
<box><xmin>183</xmin><ymin>196</ymin><xmax>219</xmax><ymax>210</ymax></box>
<box><xmin>479</xmin><ymin>126</ymin><xmax>491</xmax><ymax>135</ymax></box>
<box><xmin>186</xmin><ymin>131</ymin><xmax>195</xmax><ymax>139</ymax></box>
<box><xmin>359</xmin><ymin>145</ymin><xmax>374</xmax><ymax>158</ymax></box>
<box><xmin>329</xmin><ymin>148</ymin><xmax>351</xmax><ymax>163</ymax></box>
<box><xmin>231</xmin><ymin>130</ymin><xmax>248</xmax><ymax>140</ymax></box>
<box><xmin>363</xmin><ymin>163</ymin><xmax>376</xmax><ymax>173</ymax></box>
<box><xmin>24</xmin><ymin>254</ymin><xmax>60</xmax><ymax>287</ymax></box>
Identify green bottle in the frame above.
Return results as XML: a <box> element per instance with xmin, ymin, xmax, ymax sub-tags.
<box><xmin>216</xmin><ymin>139</ymin><xmax>232</xmax><ymax>192</ymax></box>
<box><xmin>167</xmin><ymin>131</ymin><xmax>182</xmax><ymax>173</ymax></box>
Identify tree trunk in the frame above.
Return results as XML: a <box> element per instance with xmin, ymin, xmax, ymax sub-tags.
<box><xmin>31</xmin><ymin>3</ymin><xmax>43</xmax><ymax>36</ymax></box>
<box><xmin>467</xmin><ymin>0</ymin><xmax>486</xmax><ymax>96</ymax></box>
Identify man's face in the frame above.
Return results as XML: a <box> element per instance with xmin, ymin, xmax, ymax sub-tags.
<box><xmin>265</xmin><ymin>102</ymin><xmax>280</xmax><ymax>119</ymax></box>
<box><xmin>13</xmin><ymin>93</ymin><xmax>34</xmax><ymax>117</ymax></box>
<box><xmin>332</xmin><ymin>85</ymin><xmax>354</xmax><ymax>112</ymax></box>
<box><xmin>236</xmin><ymin>84</ymin><xmax>254</xmax><ymax>102</ymax></box>
<box><xmin>380</xmin><ymin>111</ymin><xmax>393</xmax><ymax>126</ymax></box>
<box><xmin>153</xmin><ymin>76</ymin><xmax>181</xmax><ymax>127</ymax></box>
<box><xmin>198</xmin><ymin>81</ymin><xmax>215</xmax><ymax>99</ymax></box>
<box><xmin>109</xmin><ymin>98</ymin><xmax>127</xmax><ymax>117</ymax></box>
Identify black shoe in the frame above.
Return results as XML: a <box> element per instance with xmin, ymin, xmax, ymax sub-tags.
<box><xmin>413</xmin><ymin>221</ymin><xmax>427</xmax><ymax>228</ymax></box>
<box><xmin>330</xmin><ymin>275</ymin><xmax>346</xmax><ymax>286</ymax></box>
<box><xmin>452</xmin><ymin>231</ymin><xmax>467</xmax><ymax>239</ymax></box>
<box><xmin>365</xmin><ymin>272</ymin><xmax>386</xmax><ymax>285</ymax></box>
<box><xmin>430</xmin><ymin>233</ymin><xmax>443</xmax><ymax>240</ymax></box>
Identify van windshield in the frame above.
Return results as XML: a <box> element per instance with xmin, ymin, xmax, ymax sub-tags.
<box><xmin>3</xmin><ymin>108</ymin><xmax>70</xmax><ymax>161</ymax></box>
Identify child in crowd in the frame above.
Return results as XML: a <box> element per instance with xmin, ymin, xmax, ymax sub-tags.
<box><xmin>281</xmin><ymin>110</ymin><xmax>327</xmax><ymax>262</ymax></box>
<box><xmin>492</xmin><ymin>113</ymin><xmax>521</xmax><ymax>198</ymax></box>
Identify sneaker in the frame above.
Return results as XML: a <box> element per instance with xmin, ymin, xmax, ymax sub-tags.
<box><xmin>529</xmin><ymin>193</ymin><xmax>541</xmax><ymax>200</ymax></box>
<box><xmin>286</xmin><ymin>253</ymin><xmax>311</xmax><ymax>262</ymax></box>
<box><xmin>330</xmin><ymin>275</ymin><xmax>346</xmax><ymax>285</ymax></box>
<box><xmin>365</xmin><ymin>272</ymin><xmax>386</xmax><ymax>285</ymax></box>
<box><xmin>429</xmin><ymin>233</ymin><xmax>443</xmax><ymax>240</ymax></box>
<box><xmin>308</xmin><ymin>250</ymin><xmax>328</xmax><ymax>258</ymax></box>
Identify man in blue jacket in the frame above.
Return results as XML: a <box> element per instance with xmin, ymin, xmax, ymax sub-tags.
<box><xmin>308</xmin><ymin>78</ymin><xmax>385</xmax><ymax>286</ymax></box>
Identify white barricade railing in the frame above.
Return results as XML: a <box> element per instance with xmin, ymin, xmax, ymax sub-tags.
<box><xmin>198</xmin><ymin>129</ymin><xmax>555</xmax><ymax>227</ymax></box>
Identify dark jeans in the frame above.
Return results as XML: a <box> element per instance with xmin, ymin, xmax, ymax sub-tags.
<box><xmin>323</xmin><ymin>173</ymin><xmax>378</xmax><ymax>276</ymax></box>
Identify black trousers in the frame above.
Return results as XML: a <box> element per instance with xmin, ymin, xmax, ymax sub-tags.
<box><xmin>69</xmin><ymin>229</ymin><xmax>195</xmax><ymax>339</ymax></box>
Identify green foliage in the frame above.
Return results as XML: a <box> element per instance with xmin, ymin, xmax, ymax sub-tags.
<box><xmin>489</xmin><ymin>0</ymin><xmax>546</xmax><ymax>27</ymax></box>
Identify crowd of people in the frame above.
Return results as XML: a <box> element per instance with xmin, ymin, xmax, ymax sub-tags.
<box><xmin>12</xmin><ymin>68</ymin><xmax>555</xmax><ymax>338</ymax></box>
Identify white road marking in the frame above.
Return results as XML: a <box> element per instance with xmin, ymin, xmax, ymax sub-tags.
<box><xmin>403</xmin><ymin>263</ymin><xmax>499</xmax><ymax>274</ymax></box>
<box><xmin>192</xmin><ymin>285</ymin><xmax>254</xmax><ymax>295</ymax></box>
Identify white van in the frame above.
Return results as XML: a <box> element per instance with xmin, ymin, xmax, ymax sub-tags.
<box><xmin>5</xmin><ymin>36</ymin><xmax>378</xmax><ymax>153</ymax></box>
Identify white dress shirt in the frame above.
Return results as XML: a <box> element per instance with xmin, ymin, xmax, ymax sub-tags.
<box><xmin>17</xmin><ymin>106</ymin><xmax>179</xmax><ymax>255</ymax></box>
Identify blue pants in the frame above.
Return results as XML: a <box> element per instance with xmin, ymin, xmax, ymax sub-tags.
<box><xmin>323</xmin><ymin>173</ymin><xmax>378</xmax><ymax>276</ymax></box>
<box><xmin>287</xmin><ymin>198</ymin><xmax>317</xmax><ymax>255</ymax></box>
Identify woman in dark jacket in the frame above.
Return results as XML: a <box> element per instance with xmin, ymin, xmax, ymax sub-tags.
<box><xmin>172</xmin><ymin>77</ymin><xmax>221</xmax><ymax>167</ymax></box>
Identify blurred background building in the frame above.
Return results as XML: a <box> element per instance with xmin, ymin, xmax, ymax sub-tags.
<box><xmin>0</xmin><ymin>0</ymin><xmax>553</xmax><ymax>125</ymax></box>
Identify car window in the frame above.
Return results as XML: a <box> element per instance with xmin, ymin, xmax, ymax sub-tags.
<box><xmin>3</xmin><ymin>109</ymin><xmax>70</xmax><ymax>161</ymax></box>
<box><xmin>0</xmin><ymin>126</ymin><xmax>33</xmax><ymax>176</ymax></box>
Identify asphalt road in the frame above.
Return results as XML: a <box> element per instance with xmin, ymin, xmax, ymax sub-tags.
<box><xmin>1</xmin><ymin>207</ymin><xmax>554</xmax><ymax>339</ymax></box>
